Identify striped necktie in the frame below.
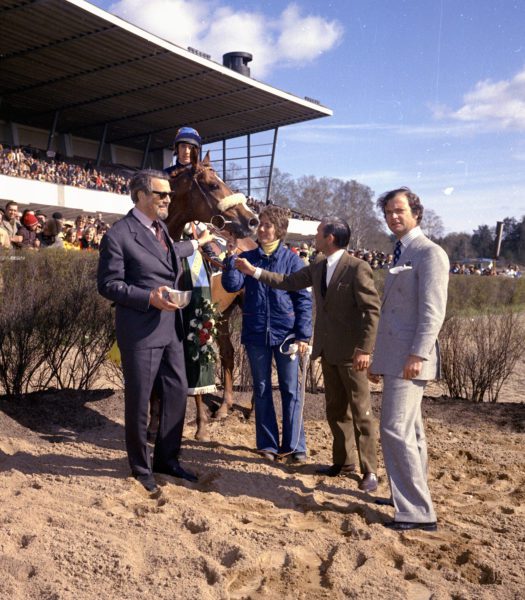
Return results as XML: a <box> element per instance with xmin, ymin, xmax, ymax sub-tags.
<box><xmin>393</xmin><ymin>240</ymin><xmax>402</xmax><ymax>266</ymax></box>
<box><xmin>153</xmin><ymin>220</ymin><xmax>168</xmax><ymax>251</ymax></box>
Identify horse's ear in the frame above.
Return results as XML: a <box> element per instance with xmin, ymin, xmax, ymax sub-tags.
<box><xmin>190</xmin><ymin>146</ymin><xmax>199</xmax><ymax>168</ymax></box>
<box><xmin>202</xmin><ymin>151</ymin><xmax>211</xmax><ymax>166</ymax></box>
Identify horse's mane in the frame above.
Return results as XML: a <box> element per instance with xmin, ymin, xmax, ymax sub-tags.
<box><xmin>169</xmin><ymin>162</ymin><xmax>216</xmax><ymax>182</ymax></box>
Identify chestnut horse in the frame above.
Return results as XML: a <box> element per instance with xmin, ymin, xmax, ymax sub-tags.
<box><xmin>148</xmin><ymin>153</ymin><xmax>258</xmax><ymax>441</ymax></box>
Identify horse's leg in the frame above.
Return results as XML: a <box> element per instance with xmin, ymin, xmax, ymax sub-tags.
<box><xmin>147</xmin><ymin>391</ymin><xmax>160</xmax><ymax>442</ymax></box>
<box><xmin>194</xmin><ymin>394</ymin><xmax>211</xmax><ymax>441</ymax></box>
<box><xmin>215</xmin><ymin>316</ymin><xmax>234</xmax><ymax>419</ymax></box>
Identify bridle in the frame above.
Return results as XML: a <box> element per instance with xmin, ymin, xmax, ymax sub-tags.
<box><xmin>171</xmin><ymin>165</ymin><xmax>247</xmax><ymax>218</ymax></box>
<box><xmin>170</xmin><ymin>165</ymin><xmax>256</xmax><ymax>270</ymax></box>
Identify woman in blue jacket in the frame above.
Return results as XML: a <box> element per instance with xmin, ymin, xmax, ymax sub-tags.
<box><xmin>222</xmin><ymin>206</ymin><xmax>312</xmax><ymax>463</ymax></box>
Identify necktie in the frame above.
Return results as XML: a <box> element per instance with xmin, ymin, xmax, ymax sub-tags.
<box><xmin>393</xmin><ymin>240</ymin><xmax>402</xmax><ymax>266</ymax></box>
<box><xmin>321</xmin><ymin>260</ymin><xmax>328</xmax><ymax>297</ymax></box>
<box><xmin>153</xmin><ymin>220</ymin><xmax>168</xmax><ymax>251</ymax></box>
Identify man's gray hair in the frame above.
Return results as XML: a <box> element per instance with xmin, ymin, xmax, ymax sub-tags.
<box><xmin>129</xmin><ymin>169</ymin><xmax>169</xmax><ymax>204</ymax></box>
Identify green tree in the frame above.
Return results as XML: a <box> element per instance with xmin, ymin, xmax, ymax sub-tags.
<box><xmin>471</xmin><ymin>224</ymin><xmax>495</xmax><ymax>258</ymax></box>
<box><xmin>439</xmin><ymin>232</ymin><xmax>474</xmax><ymax>261</ymax></box>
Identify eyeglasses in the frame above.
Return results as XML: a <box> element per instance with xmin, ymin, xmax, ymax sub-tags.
<box><xmin>151</xmin><ymin>190</ymin><xmax>173</xmax><ymax>200</ymax></box>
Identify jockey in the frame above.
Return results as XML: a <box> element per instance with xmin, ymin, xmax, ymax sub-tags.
<box><xmin>165</xmin><ymin>126</ymin><xmax>201</xmax><ymax>175</ymax></box>
<box><xmin>165</xmin><ymin>126</ymin><xmax>219</xmax><ymax>400</ymax></box>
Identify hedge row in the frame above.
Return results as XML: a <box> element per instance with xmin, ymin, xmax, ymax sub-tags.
<box><xmin>373</xmin><ymin>270</ymin><xmax>525</xmax><ymax>315</ymax></box>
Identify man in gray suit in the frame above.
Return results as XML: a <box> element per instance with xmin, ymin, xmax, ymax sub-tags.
<box><xmin>369</xmin><ymin>187</ymin><xmax>449</xmax><ymax>531</ymax></box>
<box><xmin>98</xmin><ymin>169</ymin><xmax>212</xmax><ymax>493</ymax></box>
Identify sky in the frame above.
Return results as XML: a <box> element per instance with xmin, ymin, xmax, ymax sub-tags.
<box><xmin>91</xmin><ymin>0</ymin><xmax>525</xmax><ymax>234</ymax></box>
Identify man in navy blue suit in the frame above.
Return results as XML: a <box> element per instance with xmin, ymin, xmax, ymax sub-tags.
<box><xmin>98</xmin><ymin>169</ymin><xmax>212</xmax><ymax>493</ymax></box>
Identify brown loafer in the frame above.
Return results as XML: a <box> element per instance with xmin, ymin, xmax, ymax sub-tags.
<box><xmin>315</xmin><ymin>464</ymin><xmax>356</xmax><ymax>477</ymax></box>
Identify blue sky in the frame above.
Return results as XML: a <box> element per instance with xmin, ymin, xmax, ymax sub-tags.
<box><xmin>92</xmin><ymin>0</ymin><xmax>525</xmax><ymax>234</ymax></box>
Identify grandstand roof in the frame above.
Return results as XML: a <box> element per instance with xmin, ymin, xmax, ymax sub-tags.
<box><xmin>0</xmin><ymin>0</ymin><xmax>332</xmax><ymax>152</ymax></box>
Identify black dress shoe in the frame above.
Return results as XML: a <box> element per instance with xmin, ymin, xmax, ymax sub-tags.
<box><xmin>375</xmin><ymin>498</ymin><xmax>394</xmax><ymax>506</ymax></box>
<box><xmin>384</xmin><ymin>521</ymin><xmax>437</xmax><ymax>532</ymax></box>
<box><xmin>153</xmin><ymin>464</ymin><xmax>198</xmax><ymax>483</ymax></box>
<box><xmin>315</xmin><ymin>464</ymin><xmax>356</xmax><ymax>477</ymax></box>
<box><xmin>134</xmin><ymin>474</ymin><xmax>159</xmax><ymax>493</ymax></box>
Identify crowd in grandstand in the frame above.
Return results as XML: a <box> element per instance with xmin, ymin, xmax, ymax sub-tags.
<box><xmin>0</xmin><ymin>146</ymin><xmax>130</xmax><ymax>194</ymax></box>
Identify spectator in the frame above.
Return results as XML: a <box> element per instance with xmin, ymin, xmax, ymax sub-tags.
<box><xmin>1</xmin><ymin>201</ymin><xmax>23</xmax><ymax>248</ymax></box>
<box><xmin>19</xmin><ymin>213</ymin><xmax>41</xmax><ymax>249</ymax></box>
<box><xmin>62</xmin><ymin>227</ymin><xmax>80</xmax><ymax>250</ymax></box>
<box><xmin>74</xmin><ymin>215</ymin><xmax>87</xmax><ymax>241</ymax></box>
<box><xmin>39</xmin><ymin>218</ymin><xmax>64</xmax><ymax>249</ymax></box>
<box><xmin>79</xmin><ymin>225</ymin><xmax>99</xmax><ymax>251</ymax></box>
<box><xmin>0</xmin><ymin>211</ymin><xmax>11</xmax><ymax>249</ymax></box>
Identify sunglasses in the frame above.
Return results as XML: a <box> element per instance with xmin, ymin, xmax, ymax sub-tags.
<box><xmin>151</xmin><ymin>190</ymin><xmax>173</xmax><ymax>200</ymax></box>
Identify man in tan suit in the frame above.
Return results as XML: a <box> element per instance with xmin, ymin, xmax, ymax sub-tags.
<box><xmin>235</xmin><ymin>217</ymin><xmax>381</xmax><ymax>491</ymax></box>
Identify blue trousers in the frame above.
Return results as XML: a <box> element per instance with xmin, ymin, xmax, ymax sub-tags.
<box><xmin>245</xmin><ymin>344</ymin><xmax>306</xmax><ymax>454</ymax></box>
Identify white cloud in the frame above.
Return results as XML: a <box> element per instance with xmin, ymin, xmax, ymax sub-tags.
<box><xmin>276</xmin><ymin>5</ymin><xmax>343</xmax><ymax>63</ymax></box>
<box><xmin>439</xmin><ymin>66</ymin><xmax>525</xmax><ymax>130</ymax></box>
<box><xmin>107</xmin><ymin>0</ymin><xmax>343</xmax><ymax>78</ymax></box>
<box><xmin>443</xmin><ymin>187</ymin><xmax>454</xmax><ymax>196</ymax></box>
<box><xmin>285</xmin><ymin>120</ymin><xmax>486</xmax><ymax>139</ymax></box>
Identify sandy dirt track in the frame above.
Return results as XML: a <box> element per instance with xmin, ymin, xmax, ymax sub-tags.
<box><xmin>0</xmin><ymin>387</ymin><xmax>524</xmax><ymax>600</ymax></box>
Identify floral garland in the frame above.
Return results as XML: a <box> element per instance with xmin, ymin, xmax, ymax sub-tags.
<box><xmin>186</xmin><ymin>297</ymin><xmax>221</xmax><ymax>363</ymax></box>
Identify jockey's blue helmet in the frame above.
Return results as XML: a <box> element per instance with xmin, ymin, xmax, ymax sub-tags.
<box><xmin>173</xmin><ymin>126</ymin><xmax>201</xmax><ymax>148</ymax></box>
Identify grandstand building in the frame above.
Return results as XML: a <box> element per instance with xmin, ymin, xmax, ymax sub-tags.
<box><xmin>0</xmin><ymin>0</ymin><xmax>332</xmax><ymax>221</ymax></box>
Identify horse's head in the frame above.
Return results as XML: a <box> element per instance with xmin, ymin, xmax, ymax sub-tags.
<box><xmin>166</xmin><ymin>153</ymin><xmax>259</xmax><ymax>241</ymax></box>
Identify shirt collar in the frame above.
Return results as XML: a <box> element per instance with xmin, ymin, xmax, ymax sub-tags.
<box><xmin>326</xmin><ymin>248</ymin><xmax>345</xmax><ymax>267</ymax></box>
<box><xmin>400</xmin><ymin>225</ymin><xmax>422</xmax><ymax>249</ymax></box>
<box><xmin>132</xmin><ymin>206</ymin><xmax>155</xmax><ymax>229</ymax></box>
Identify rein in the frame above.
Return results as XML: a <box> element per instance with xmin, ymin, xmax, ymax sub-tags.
<box><xmin>190</xmin><ymin>221</ymin><xmax>246</xmax><ymax>272</ymax></box>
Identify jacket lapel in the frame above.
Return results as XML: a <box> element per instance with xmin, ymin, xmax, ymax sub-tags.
<box><xmin>126</xmin><ymin>211</ymin><xmax>172</xmax><ymax>267</ymax></box>
<box><xmin>382</xmin><ymin>237</ymin><xmax>423</xmax><ymax>304</ymax></box>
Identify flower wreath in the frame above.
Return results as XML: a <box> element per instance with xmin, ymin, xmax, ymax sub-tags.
<box><xmin>186</xmin><ymin>297</ymin><xmax>221</xmax><ymax>364</ymax></box>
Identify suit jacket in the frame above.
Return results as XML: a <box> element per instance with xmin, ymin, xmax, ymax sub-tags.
<box><xmin>370</xmin><ymin>234</ymin><xmax>449</xmax><ymax>380</ymax></box>
<box><xmin>258</xmin><ymin>252</ymin><xmax>380</xmax><ymax>364</ymax></box>
<box><xmin>97</xmin><ymin>210</ymin><xmax>194</xmax><ymax>350</ymax></box>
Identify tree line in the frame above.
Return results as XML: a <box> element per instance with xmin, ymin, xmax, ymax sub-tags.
<box><xmin>265</xmin><ymin>168</ymin><xmax>524</xmax><ymax>263</ymax></box>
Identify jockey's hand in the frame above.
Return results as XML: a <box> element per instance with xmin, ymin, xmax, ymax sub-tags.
<box><xmin>149</xmin><ymin>286</ymin><xmax>180</xmax><ymax>311</ymax></box>
<box><xmin>234</xmin><ymin>257</ymin><xmax>256</xmax><ymax>276</ymax></box>
<box><xmin>197</xmin><ymin>227</ymin><xmax>214</xmax><ymax>247</ymax></box>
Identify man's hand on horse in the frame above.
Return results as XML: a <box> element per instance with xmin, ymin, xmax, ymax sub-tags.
<box><xmin>234</xmin><ymin>257</ymin><xmax>256</xmax><ymax>276</ymax></box>
<box><xmin>196</xmin><ymin>227</ymin><xmax>214</xmax><ymax>247</ymax></box>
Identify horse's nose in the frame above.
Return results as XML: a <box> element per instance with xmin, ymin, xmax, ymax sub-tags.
<box><xmin>248</xmin><ymin>217</ymin><xmax>259</xmax><ymax>230</ymax></box>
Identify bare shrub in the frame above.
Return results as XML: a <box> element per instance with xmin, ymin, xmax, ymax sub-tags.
<box><xmin>439</xmin><ymin>311</ymin><xmax>525</xmax><ymax>402</ymax></box>
<box><xmin>0</xmin><ymin>251</ymin><xmax>115</xmax><ymax>395</ymax></box>
<box><xmin>0</xmin><ymin>254</ymin><xmax>52</xmax><ymax>395</ymax></box>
